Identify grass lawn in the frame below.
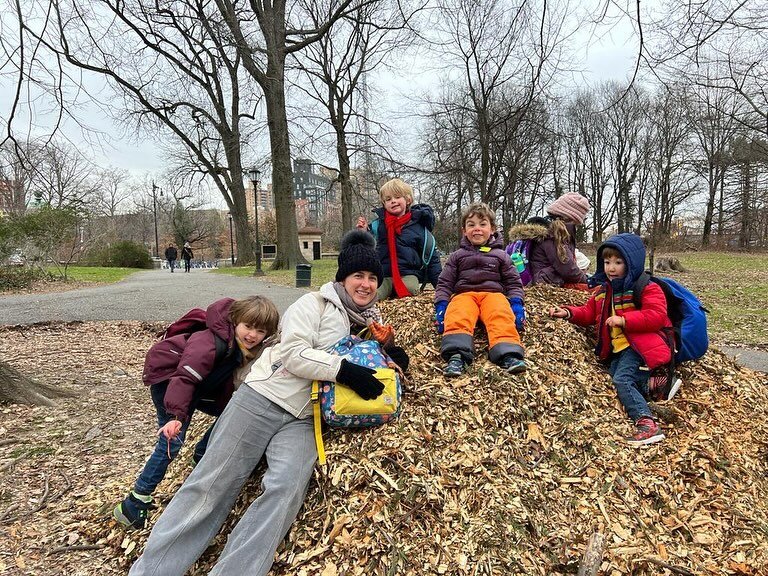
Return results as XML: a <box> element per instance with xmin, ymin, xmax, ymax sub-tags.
<box><xmin>59</xmin><ymin>266</ymin><xmax>143</xmax><ymax>283</ymax></box>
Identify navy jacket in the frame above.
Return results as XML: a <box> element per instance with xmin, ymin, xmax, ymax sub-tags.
<box><xmin>370</xmin><ymin>203</ymin><xmax>442</xmax><ymax>288</ymax></box>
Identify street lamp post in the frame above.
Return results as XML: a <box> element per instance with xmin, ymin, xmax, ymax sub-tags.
<box><xmin>151</xmin><ymin>181</ymin><xmax>160</xmax><ymax>257</ymax></box>
<box><xmin>247</xmin><ymin>168</ymin><xmax>264</xmax><ymax>276</ymax></box>
<box><xmin>227</xmin><ymin>212</ymin><xmax>235</xmax><ymax>266</ymax></box>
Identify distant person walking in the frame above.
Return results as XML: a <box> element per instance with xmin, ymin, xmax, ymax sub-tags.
<box><xmin>181</xmin><ymin>242</ymin><xmax>194</xmax><ymax>273</ymax></box>
<box><xmin>164</xmin><ymin>245</ymin><xmax>178</xmax><ymax>273</ymax></box>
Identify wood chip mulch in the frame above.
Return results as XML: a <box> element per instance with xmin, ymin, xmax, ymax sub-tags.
<box><xmin>1</xmin><ymin>285</ymin><xmax>767</xmax><ymax>575</ymax></box>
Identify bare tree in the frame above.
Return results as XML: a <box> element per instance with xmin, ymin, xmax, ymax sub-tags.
<box><xmin>291</xmin><ymin>0</ymin><xmax>417</xmax><ymax>231</ymax></box>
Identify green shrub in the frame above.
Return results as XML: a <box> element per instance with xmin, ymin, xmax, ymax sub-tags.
<box><xmin>0</xmin><ymin>266</ymin><xmax>57</xmax><ymax>291</ymax></box>
<box><xmin>83</xmin><ymin>241</ymin><xmax>153</xmax><ymax>268</ymax></box>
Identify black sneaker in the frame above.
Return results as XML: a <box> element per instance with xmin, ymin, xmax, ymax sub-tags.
<box><xmin>113</xmin><ymin>492</ymin><xmax>153</xmax><ymax>529</ymax></box>
<box><xmin>443</xmin><ymin>354</ymin><xmax>466</xmax><ymax>377</ymax></box>
<box><xmin>499</xmin><ymin>355</ymin><xmax>528</xmax><ymax>374</ymax></box>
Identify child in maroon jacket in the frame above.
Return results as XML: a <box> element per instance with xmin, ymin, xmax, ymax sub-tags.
<box><xmin>549</xmin><ymin>233</ymin><xmax>673</xmax><ymax>447</ymax></box>
<box><xmin>113</xmin><ymin>295</ymin><xmax>279</xmax><ymax>529</ymax></box>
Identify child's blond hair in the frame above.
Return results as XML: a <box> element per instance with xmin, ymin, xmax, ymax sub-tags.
<box><xmin>229</xmin><ymin>295</ymin><xmax>279</xmax><ymax>335</ymax></box>
<box><xmin>461</xmin><ymin>202</ymin><xmax>496</xmax><ymax>229</ymax></box>
<box><xmin>379</xmin><ymin>178</ymin><xmax>413</xmax><ymax>206</ymax></box>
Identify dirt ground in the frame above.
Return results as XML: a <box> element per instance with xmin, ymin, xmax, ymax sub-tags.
<box><xmin>0</xmin><ymin>321</ymin><xmax>194</xmax><ymax>575</ymax></box>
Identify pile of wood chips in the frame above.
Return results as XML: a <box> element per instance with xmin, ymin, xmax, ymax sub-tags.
<box><xmin>91</xmin><ymin>286</ymin><xmax>768</xmax><ymax>575</ymax></box>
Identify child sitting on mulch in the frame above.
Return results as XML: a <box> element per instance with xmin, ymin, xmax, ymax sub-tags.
<box><xmin>549</xmin><ymin>233</ymin><xmax>673</xmax><ymax>446</ymax></box>
<box><xmin>356</xmin><ymin>178</ymin><xmax>442</xmax><ymax>299</ymax></box>
<box><xmin>434</xmin><ymin>202</ymin><xmax>527</xmax><ymax>377</ymax></box>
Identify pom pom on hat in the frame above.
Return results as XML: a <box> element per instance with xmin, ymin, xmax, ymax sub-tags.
<box><xmin>546</xmin><ymin>193</ymin><xmax>590</xmax><ymax>225</ymax></box>
<box><xmin>335</xmin><ymin>229</ymin><xmax>384</xmax><ymax>286</ymax></box>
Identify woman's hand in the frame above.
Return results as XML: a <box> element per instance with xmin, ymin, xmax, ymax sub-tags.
<box><xmin>159</xmin><ymin>419</ymin><xmax>182</xmax><ymax>440</ymax></box>
<box><xmin>605</xmin><ymin>315</ymin><xmax>626</xmax><ymax>328</ymax></box>
<box><xmin>549</xmin><ymin>306</ymin><xmax>569</xmax><ymax>319</ymax></box>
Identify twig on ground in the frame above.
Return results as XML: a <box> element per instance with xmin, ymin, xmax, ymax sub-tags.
<box><xmin>48</xmin><ymin>544</ymin><xmax>106</xmax><ymax>556</ymax></box>
<box><xmin>634</xmin><ymin>557</ymin><xmax>695</xmax><ymax>576</ymax></box>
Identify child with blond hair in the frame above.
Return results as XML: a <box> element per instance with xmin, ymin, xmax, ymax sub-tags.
<box><xmin>357</xmin><ymin>178</ymin><xmax>441</xmax><ymax>299</ymax></box>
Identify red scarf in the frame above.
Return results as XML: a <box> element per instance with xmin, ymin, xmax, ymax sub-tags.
<box><xmin>384</xmin><ymin>211</ymin><xmax>412</xmax><ymax>298</ymax></box>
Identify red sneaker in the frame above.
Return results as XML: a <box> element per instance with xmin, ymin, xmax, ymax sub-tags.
<box><xmin>626</xmin><ymin>417</ymin><xmax>665</xmax><ymax>447</ymax></box>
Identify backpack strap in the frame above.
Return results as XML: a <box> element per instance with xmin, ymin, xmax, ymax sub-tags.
<box><xmin>421</xmin><ymin>229</ymin><xmax>436</xmax><ymax>269</ymax></box>
<box><xmin>371</xmin><ymin>219</ymin><xmax>380</xmax><ymax>239</ymax></box>
<box><xmin>631</xmin><ymin>271</ymin><xmax>652</xmax><ymax>309</ymax></box>
<box><xmin>213</xmin><ymin>334</ymin><xmax>228</xmax><ymax>364</ymax></box>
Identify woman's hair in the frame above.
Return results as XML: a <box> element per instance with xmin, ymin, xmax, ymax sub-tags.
<box><xmin>229</xmin><ymin>295</ymin><xmax>280</xmax><ymax>335</ymax></box>
<box><xmin>600</xmin><ymin>246</ymin><xmax>622</xmax><ymax>260</ymax></box>
<box><xmin>379</xmin><ymin>178</ymin><xmax>413</xmax><ymax>206</ymax></box>
<box><xmin>550</xmin><ymin>218</ymin><xmax>572</xmax><ymax>263</ymax></box>
<box><xmin>461</xmin><ymin>202</ymin><xmax>496</xmax><ymax>229</ymax></box>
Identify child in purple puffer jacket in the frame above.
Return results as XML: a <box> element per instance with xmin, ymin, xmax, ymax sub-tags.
<box><xmin>113</xmin><ymin>295</ymin><xmax>279</xmax><ymax>530</ymax></box>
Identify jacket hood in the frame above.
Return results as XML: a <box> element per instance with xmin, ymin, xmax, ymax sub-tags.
<box><xmin>206</xmin><ymin>298</ymin><xmax>236</xmax><ymax>341</ymax></box>
<box><xmin>508</xmin><ymin>223</ymin><xmax>548</xmax><ymax>242</ymax></box>
<box><xmin>593</xmin><ymin>233</ymin><xmax>647</xmax><ymax>291</ymax></box>
<box><xmin>459</xmin><ymin>230</ymin><xmax>505</xmax><ymax>251</ymax></box>
<box><xmin>373</xmin><ymin>203</ymin><xmax>435</xmax><ymax>231</ymax></box>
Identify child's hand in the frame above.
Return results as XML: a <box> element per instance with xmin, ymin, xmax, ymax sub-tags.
<box><xmin>549</xmin><ymin>306</ymin><xmax>568</xmax><ymax>319</ymax></box>
<box><xmin>159</xmin><ymin>419</ymin><xmax>182</xmax><ymax>440</ymax></box>
<box><xmin>605</xmin><ymin>315</ymin><xmax>626</xmax><ymax>328</ymax></box>
<box><xmin>355</xmin><ymin>216</ymin><xmax>368</xmax><ymax>229</ymax></box>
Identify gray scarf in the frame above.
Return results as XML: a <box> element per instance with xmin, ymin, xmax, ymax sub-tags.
<box><xmin>333</xmin><ymin>282</ymin><xmax>382</xmax><ymax>331</ymax></box>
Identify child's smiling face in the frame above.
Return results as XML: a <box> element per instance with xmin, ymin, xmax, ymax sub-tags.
<box><xmin>463</xmin><ymin>214</ymin><xmax>494</xmax><ymax>246</ymax></box>
<box><xmin>382</xmin><ymin>192</ymin><xmax>409</xmax><ymax>217</ymax></box>
<box><xmin>235</xmin><ymin>323</ymin><xmax>269</xmax><ymax>349</ymax></box>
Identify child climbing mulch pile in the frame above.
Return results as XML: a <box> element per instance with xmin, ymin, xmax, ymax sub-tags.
<box><xmin>1</xmin><ymin>285</ymin><xmax>767</xmax><ymax>575</ymax></box>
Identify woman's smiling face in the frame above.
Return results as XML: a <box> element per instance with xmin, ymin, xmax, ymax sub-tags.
<box><xmin>342</xmin><ymin>271</ymin><xmax>378</xmax><ymax>306</ymax></box>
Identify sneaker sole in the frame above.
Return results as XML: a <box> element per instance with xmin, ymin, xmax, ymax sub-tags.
<box><xmin>666</xmin><ymin>379</ymin><xmax>682</xmax><ymax>401</ymax></box>
<box><xmin>505</xmin><ymin>363</ymin><xmax>527</xmax><ymax>374</ymax></box>
<box><xmin>627</xmin><ymin>432</ymin><xmax>665</xmax><ymax>447</ymax></box>
<box><xmin>443</xmin><ymin>370</ymin><xmax>464</xmax><ymax>378</ymax></box>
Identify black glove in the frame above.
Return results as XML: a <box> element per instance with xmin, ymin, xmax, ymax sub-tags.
<box><xmin>385</xmin><ymin>345</ymin><xmax>410</xmax><ymax>372</ymax></box>
<box><xmin>335</xmin><ymin>359</ymin><xmax>384</xmax><ymax>400</ymax></box>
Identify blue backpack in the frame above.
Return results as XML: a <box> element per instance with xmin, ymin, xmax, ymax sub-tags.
<box><xmin>506</xmin><ymin>239</ymin><xmax>534</xmax><ymax>286</ymax></box>
<box><xmin>632</xmin><ymin>273</ymin><xmax>709</xmax><ymax>364</ymax></box>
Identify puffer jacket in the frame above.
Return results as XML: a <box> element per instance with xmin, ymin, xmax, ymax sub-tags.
<box><xmin>370</xmin><ymin>204</ymin><xmax>442</xmax><ymax>288</ymax></box>
<box><xmin>143</xmin><ymin>298</ymin><xmax>239</xmax><ymax>421</ymax></box>
<box><xmin>243</xmin><ymin>282</ymin><xmax>355</xmax><ymax>419</ymax></box>
<box><xmin>507</xmin><ymin>221</ymin><xmax>586</xmax><ymax>286</ymax></box>
<box><xmin>564</xmin><ymin>233</ymin><xmax>672</xmax><ymax>370</ymax></box>
<box><xmin>435</xmin><ymin>232</ymin><xmax>524</xmax><ymax>303</ymax></box>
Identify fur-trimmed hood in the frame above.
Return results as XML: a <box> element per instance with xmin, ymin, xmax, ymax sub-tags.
<box><xmin>508</xmin><ymin>223</ymin><xmax>549</xmax><ymax>242</ymax></box>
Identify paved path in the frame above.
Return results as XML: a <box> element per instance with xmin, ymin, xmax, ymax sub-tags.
<box><xmin>717</xmin><ymin>345</ymin><xmax>768</xmax><ymax>374</ymax></box>
<box><xmin>0</xmin><ymin>269</ymin><xmax>308</xmax><ymax>324</ymax></box>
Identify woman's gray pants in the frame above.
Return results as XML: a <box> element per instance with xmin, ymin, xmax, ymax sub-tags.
<box><xmin>128</xmin><ymin>385</ymin><xmax>317</xmax><ymax>576</ymax></box>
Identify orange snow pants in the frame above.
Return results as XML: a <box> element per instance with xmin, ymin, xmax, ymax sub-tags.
<box><xmin>442</xmin><ymin>291</ymin><xmax>524</xmax><ymax>364</ymax></box>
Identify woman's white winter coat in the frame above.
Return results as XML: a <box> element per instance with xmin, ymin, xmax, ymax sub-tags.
<box><xmin>243</xmin><ymin>282</ymin><xmax>351</xmax><ymax>419</ymax></box>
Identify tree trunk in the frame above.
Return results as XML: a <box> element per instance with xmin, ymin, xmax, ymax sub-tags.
<box><xmin>0</xmin><ymin>360</ymin><xmax>76</xmax><ymax>406</ymax></box>
<box><xmin>263</xmin><ymin>74</ymin><xmax>306</xmax><ymax>269</ymax></box>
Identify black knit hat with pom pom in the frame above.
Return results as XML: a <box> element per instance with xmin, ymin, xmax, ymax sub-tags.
<box><xmin>335</xmin><ymin>229</ymin><xmax>383</xmax><ymax>286</ymax></box>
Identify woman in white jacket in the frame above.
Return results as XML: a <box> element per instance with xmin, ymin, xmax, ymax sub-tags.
<box><xmin>128</xmin><ymin>230</ymin><xmax>409</xmax><ymax>576</ymax></box>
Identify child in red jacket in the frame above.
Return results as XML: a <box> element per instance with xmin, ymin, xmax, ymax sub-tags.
<box><xmin>113</xmin><ymin>296</ymin><xmax>279</xmax><ymax>529</ymax></box>
<box><xmin>549</xmin><ymin>233</ymin><xmax>673</xmax><ymax>446</ymax></box>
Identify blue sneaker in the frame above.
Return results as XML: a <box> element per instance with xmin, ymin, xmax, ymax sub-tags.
<box><xmin>443</xmin><ymin>354</ymin><xmax>466</xmax><ymax>377</ymax></box>
<box><xmin>113</xmin><ymin>491</ymin><xmax>153</xmax><ymax>529</ymax></box>
<box><xmin>499</xmin><ymin>355</ymin><xmax>527</xmax><ymax>374</ymax></box>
